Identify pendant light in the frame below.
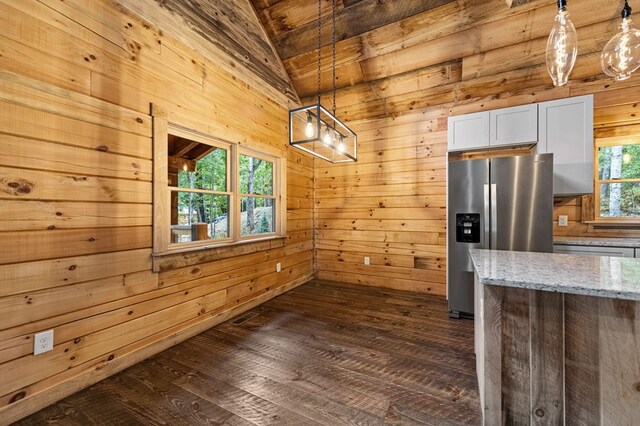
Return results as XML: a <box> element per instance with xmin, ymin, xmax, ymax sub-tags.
<box><xmin>601</xmin><ymin>0</ymin><xmax>640</xmax><ymax>81</ymax></box>
<box><xmin>288</xmin><ymin>0</ymin><xmax>357</xmax><ymax>163</ymax></box>
<box><xmin>546</xmin><ymin>0</ymin><xmax>578</xmax><ymax>87</ymax></box>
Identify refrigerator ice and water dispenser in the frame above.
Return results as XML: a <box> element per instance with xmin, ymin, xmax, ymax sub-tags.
<box><xmin>455</xmin><ymin>213</ymin><xmax>480</xmax><ymax>243</ymax></box>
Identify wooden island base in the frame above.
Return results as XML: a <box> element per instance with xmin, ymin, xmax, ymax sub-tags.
<box><xmin>475</xmin><ymin>278</ymin><xmax>640</xmax><ymax>425</ymax></box>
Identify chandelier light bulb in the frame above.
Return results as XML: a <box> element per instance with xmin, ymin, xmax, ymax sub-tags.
<box><xmin>601</xmin><ymin>1</ymin><xmax>640</xmax><ymax>81</ymax></box>
<box><xmin>337</xmin><ymin>136</ymin><xmax>346</xmax><ymax>153</ymax></box>
<box><xmin>323</xmin><ymin>126</ymin><xmax>332</xmax><ymax>145</ymax></box>
<box><xmin>546</xmin><ymin>0</ymin><xmax>578</xmax><ymax>87</ymax></box>
<box><xmin>304</xmin><ymin>113</ymin><xmax>315</xmax><ymax>138</ymax></box>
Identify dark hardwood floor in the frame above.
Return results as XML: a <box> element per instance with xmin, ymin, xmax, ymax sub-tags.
<box><xmin>16</xmin><ymin>280</ymin><xmax>481</xmax><ymax>425</ymax></box>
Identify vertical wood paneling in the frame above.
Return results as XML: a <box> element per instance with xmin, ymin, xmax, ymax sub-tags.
<box><xmin>0</xmin><ymin>0</ymin><xmax>313</xmax><ymax>423</ymax></box>
<box><xmin>480</xmin><ymin>288</ymin><xmax>639</xmax><ymax>424</ymax></box>
<box><xmin>500</xmin><ymin>288</ymin><xmax>530</xmax><ymax>425</ymax></box>
<box><xmin>564</xmin><ymin>294</ymin><xmax>601</xmax><ymax>425</ymax></box>
<box><xmin>529</xmin><ymin>291</ymin><xmax>564</xmax><ymax>425</ymax></box>
<box><xmin>598</xmin><ymin>298</ymin><xmax>640</xmax><ymax>424</ymax></box>
<box><xmin>482</xmin><ymin>285</ymin><xmax>503</xmax><ymax>426</ymax></box>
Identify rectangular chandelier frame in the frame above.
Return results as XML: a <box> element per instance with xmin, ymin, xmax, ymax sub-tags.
<box><xmin>289</xmin><ymin>103</ymin><xmax>357</xmax><ymax>164</ymax></box>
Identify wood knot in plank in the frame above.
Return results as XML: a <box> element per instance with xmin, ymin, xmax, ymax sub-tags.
<box><xmin>9</xmin><ymin>391</ymin><xmax>26</xmax><ymax>404</ymax></box>
<box><xmin>2</xmin><ymin>178</ymin><xmax>34</xmax><ymax>195</ymax></box>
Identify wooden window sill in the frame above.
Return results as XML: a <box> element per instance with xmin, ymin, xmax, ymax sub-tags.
<box><xmin>152</xmin><ymin>235</ymin><xmax>286</xmax><ymax>272</ymax></box>
<box><xmin>584</xmin><ymin>220</ymin><xmax>640</xmax><ymax>228</ymax></box>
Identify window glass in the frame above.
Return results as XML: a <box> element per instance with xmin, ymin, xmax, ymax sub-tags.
<box><xmin>597</xmin><ymin>142</ymin><xmax>640</xmax><ymax>218</ymax></box>
<box><xmin>239</xmin><ymin>154</ymin><xmax>273</xmax><ymax>195</ymax></box>
<box><xmin>599</xmin><ymin>183</ymin><xmax>640</xmax><ymax>218</ymax></box>
<box><xmin>240</xmin><ymin>196</ymin><xmax>275</xmax><ymax>236</ymax></box>
<box><xmin>170</xmin><ymin>192</ymin><xmax>229</xmax><ymax>243</ymax></box>
<box><xmin>598</xmin><ymin>145</ymin><xmax>640</xmax><ymax>180</ymax></box>
<box><xmin>170</xmin><ymin>144</ymin><xmax>227</xmax><ymax>192</ymax></box>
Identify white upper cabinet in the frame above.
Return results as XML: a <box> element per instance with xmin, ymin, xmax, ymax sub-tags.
<box><xmin>447</xmin><ymin>111</ymin><xmax>490</xmax><ymax>151</ymax></box>
<box><xmin>448</xmin><ymin>105</ymin><xmax>537</xmax><ymax>152</ymax></box>
<box><xmin>489</xmin><ymin>104</ymin><xmax>538</xmax><ymax>147</ymax></box>
<box><xmin>538</xmin><ymin>95</ymin><xmax>594</xmax><ymax>195</ymax></box>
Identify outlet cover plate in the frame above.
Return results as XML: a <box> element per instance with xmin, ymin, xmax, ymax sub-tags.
<box><xmin>558</xmin><ymin>215</ymin><xmax>568</xmax><ymax>227</ymax></box>
<box><xmin>364</xmin><ymin>256</ymin><xmax>370</xmax><ymax>265</ymax></box>
<box><xmin>34</xmin><ymin>329</ymin><xmax>54</xmax><ymax>355</ymax></box>
<box><xmin>276</xmin><ymin>262</ymin><xmax>281</xmax><ymax>272</ymax></box>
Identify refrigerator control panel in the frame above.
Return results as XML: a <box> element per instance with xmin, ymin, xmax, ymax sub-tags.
<box><xmin>456</xmin><ymin>214</ymin><xmax>480</xmax><ymax>243</ymax></box>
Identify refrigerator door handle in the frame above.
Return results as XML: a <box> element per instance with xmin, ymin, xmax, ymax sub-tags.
<box><xmin>490</xmin><ymin>183</ymin><xmax>497</xmax><ymax>250</ymax></box>
<box><xmin>483</xmin><ymin>184</ymin><xmax>490</xmax><ymax>248</ymax></box>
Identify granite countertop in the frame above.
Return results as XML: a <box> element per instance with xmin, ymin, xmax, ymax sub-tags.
<box><xmin>469</xmin><ymin>249</ymin><xmax>640</xmax><ymax>301</ymax></box>
<box><xmin>554</xmin><ymin>236</ymin><xmax>640</xmax><ymax>248</ymax></box>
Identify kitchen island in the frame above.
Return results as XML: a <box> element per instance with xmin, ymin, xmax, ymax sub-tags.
<box><xmin>469</xmin><ymin>249</ymin><xmax>640</xmax><ymax>425</ymax></box>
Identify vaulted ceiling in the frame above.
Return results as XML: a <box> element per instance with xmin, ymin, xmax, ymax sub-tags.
<box><xmin>250</xmin><ymin>0</ymin><xmax>627</xmax><ymax>122</ymax></box>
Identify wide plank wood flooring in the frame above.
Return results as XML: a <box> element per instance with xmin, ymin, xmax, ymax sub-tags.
<box><xmin>16</xmin><ymin>280</ymin><xmax>481</xmax><ymax>425</ymax></box>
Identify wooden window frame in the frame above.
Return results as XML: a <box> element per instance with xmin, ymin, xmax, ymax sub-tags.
<box><xmin>152</xmin><ymin>108</ymin><xmax>286</xmax><ymax>256</ymax></box>
<box><xmin>594</xmin><ymin>135</ymin><xmax>640</xmax><ymax>223</ymax></box>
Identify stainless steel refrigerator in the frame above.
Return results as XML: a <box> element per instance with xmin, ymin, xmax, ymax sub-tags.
<box><xmin>447</xmin><ymin>154</ymin><xmax>553</xmax><ymax>318</ymax></box>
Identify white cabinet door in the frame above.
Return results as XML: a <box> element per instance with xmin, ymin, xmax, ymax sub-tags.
<box><xmin>489</xmin><ymin>104</ymin><xmax>538</xmax><ymax>147</ymax></box>
<box><xmin>447</xmin><ymin>111</ymin><xmax>490</xmax><ymax>151</ymax></box>
<box><xmin>539</xmin><ymin>95</ymin><xmax>594</xmax><ymax>195</ymax></box>
<box><xmin>553</xmin><ymin>244</ymin><xmax>635</xmax><ymax>257</ymax></box>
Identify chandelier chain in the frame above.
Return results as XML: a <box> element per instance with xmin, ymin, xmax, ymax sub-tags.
<box><xmin>316</xmin><ymin>0</ymin><xmax>321</xmax><ymax>103</ymax></box>
<box><xmin>332</xmin><ymin>0</ymin><xmax>337</xmax><ymax>117</ymax></box>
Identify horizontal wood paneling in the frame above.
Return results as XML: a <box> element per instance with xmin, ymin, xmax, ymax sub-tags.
<box><xmin>249</xmin><ymin>0</ymin><xmax>640</xmax><ymax>294</ymax></box>
<box><xmin>0</xmin><ymin>0</ymin><xmax>313</xmax><ymax>423</ymax></box>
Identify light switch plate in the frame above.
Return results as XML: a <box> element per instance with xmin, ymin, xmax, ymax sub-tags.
<box><xmin>558</xmin><ymin>215</ymin><xmax>568</xmax><ymax>227</ymax></box>
<box><xmin>34</xmin><ymin>330</ymin><xmax>54</xmax><ymax>355</ymax></box>
<box><xmin>276</xmin><ymin>262</ymin><xmax>281</xmax><ymax>272</ymax></box>
<box><xmin>364</xmin><ymin>256</ymin><xmax>370</xmax><ymax>265</ymax></box>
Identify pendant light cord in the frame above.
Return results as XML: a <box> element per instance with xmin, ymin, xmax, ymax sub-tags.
<box><xmin>332</xmin><ymin>0</ymin><xmax>337</xmax><ymax>117</ymax></box>
<box><xmin>316</xmin><ymin>0</ymin><xmax>321</xmax><ymax>104</ymax></box>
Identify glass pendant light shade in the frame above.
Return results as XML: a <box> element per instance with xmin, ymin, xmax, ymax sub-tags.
<box><xmin>323</xmin><ymin>126</ymin><xmax>332</xmax><ymax>145</ymax></box>
<box><xmin>601</xmin><ymin>1</ymin><xmax>640</xmax><ymax>81</ymax></box>
<box><xmin>546</xmin><ymin>0</ymin><xmax>578</xmax><ymax>87</ymax></box>
<box><xmin>304</xmin><ymin>113</ymin><xmax>315</xmax><ymax>138</ymax></box>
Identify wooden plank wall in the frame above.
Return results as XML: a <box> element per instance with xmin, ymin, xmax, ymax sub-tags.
<box><xmin>480</xmin><ymin>286</ymin><xmax>640</xmax><ymax>424</ymax></box>
<box><xmin>251</xmin><ymin>0</ymin><xmax>640</xmax><ymax>294</ymax></box>
<box><xmin>0</xmin><ymin>0</ymin><xmax>313</xmax><ymax>423</ymax></box>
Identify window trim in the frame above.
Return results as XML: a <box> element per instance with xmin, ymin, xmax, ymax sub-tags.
<box><xmin>594</xmin><ymin>135</ymin><xmax>640</xmax><ymax>223</ymax></box>
<box><xmin>152</xmin><ymin>107</ymin><xmax>286</xmax><ymax>256</ymax></box>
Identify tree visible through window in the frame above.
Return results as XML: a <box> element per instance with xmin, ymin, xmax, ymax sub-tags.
<box><xmin>239</xmin><ymin>153</ymin><xmax>275</xmax><ymax>236</ymax></box>
<box><xmin>169</xmin><ymin>135</ymin><xmax>231</xmax><ymax>243</ymax></box>
<box><xmin>596</xmin><ymin>137</ymin><xmax>640</xmax><ymax>219</ymax></box>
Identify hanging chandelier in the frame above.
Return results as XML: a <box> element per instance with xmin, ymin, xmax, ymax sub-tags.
<box><xmin>601</xmin><ymin>0</ymin><xmax>640</xmax><ymax>81</ymax></box>
<box><xmin>288</xmin><ymin>0</ymin><xmax>357</xmax><ymax>163</ymax></box>
<box><xmin>545</xmin><ymin>0</ymin><xmax>578</xmax><ymax>87</ymax></box>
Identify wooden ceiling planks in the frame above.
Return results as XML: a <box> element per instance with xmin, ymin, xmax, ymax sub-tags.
<box><xmin>271</xmin><ymin>0</ymin><xmax>454</xmax><ymax>60</ymax></box>
<box><xmin>249</xmin><ymin>0</ymin><xmax>631</xmax><ymax>121</ymax></box>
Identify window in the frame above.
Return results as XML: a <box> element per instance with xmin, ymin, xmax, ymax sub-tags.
<box><xmin>595</xmin><ymin>136</ymin><xmax>640</xmax><ymax>220</ymax></box>
<box><xmin>153</xmin><ymin>117</ymin><xmax>285</xmax><ymax>254</ymax></box>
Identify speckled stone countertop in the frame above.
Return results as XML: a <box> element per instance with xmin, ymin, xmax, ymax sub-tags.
<box><xmin>469</xmin><ymin>249</ymin><xmax>640</xmax><ymax>301</ymax></box>
<box><xmin>554</xmin><ymin>236</ymin><xmax>640</xmax><ymax>248</ymax></box>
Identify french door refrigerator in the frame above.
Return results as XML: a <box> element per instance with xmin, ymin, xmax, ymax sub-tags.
<box><xmin>447</xmin><ymin>154</ymin><xmax>554</xmax><ymax>318</ymax></box>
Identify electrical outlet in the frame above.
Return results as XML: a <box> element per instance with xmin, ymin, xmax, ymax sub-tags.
<box><xmin>276</xmin><ymin>262</ymin><xmax>281</xmax><ymax>272</ymax></box>
<box><xmin>34</xmin><ymin>330</ymin><xmax>54</xmax><ymax>355</ymax></box>
<box><xmin>364</xmin><ymin>256</ymin><xmax>370</xmax><ymax>265</ymax></box>
<box><xmin>558</xmin><ymin>215</ymin><xmax>568</xmax><ymax>227</ymax></box>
